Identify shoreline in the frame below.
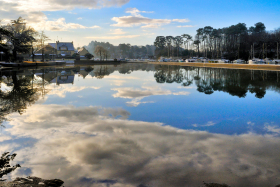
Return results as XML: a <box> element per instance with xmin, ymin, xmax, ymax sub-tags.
<box><xmin>147</xmin><ymin>61</ymin><xmax>280</xmax><ymax>71</ymax></box>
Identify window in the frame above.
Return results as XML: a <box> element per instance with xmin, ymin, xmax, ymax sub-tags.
<box><xmin>60</xmin><ymin>46</ymin><xmax>68</xmax><ymax>51</ymax></box>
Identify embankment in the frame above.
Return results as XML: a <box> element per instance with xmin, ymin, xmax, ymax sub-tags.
<box><xmin>147</xmin><ymin>62</ymin><xmax>280</xmax><ymax>71</ymax></box>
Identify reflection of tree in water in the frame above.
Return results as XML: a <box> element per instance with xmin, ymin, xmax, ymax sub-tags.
<box><xmin>249</xmin><ymin>86</ymin><xmax>266</xmax><ymax>99</ymax></box>
<box><xmin>182</xmin><ymin>68</ymin><xmax>193</xmax><ymax>87</ymax></box>
<box><xmin>154</xmin><ymin>69</ymin><xmax>166</xmax><ymax>84</ymax></box>
<box><xmin>0</xmin><ymin>72</ymin><xmax>41</xmax><ymax>125</ymax></box>
<box><xmin>154</xmin><ymin>65</ymin><xmax>185</xmax><ymax>84</ymax></box>
<box><xmin>84</xmin><ymin>66</ymin><xmax>94</xmax><ymax>73</ymax></box>
<box><xmin>174</xmin><ymin>68</ymin><xmax>184</xmax><ymax>83</ymax></box>
<box><xmin>153</xmin><ymin>65</ymin><xmax>280</xmax><ymax>99</ymax></box>
<box><xmin>94</xmin><ymin>66</ymin><xmax>111</xmax><ymax>79</ymax></box>
<box><xmin>0</xmin><ymin>152</ymin><xmax>64</xmax><ymax>186</ymax></box>
<box><xmin>197</xmin><ymin>80</ymin><xmax>214</xmax><ymax>95</ymax></box>
<box><xmin>0</xmin><ymin>152</ymin><xmax>20</xmax><ymax>180</ymax></box>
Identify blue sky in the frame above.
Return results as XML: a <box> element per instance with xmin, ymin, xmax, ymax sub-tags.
<box><xmin>1</xmin><ymin>0</ymin><xmax>280</xmax><ymax>47</ymax></box>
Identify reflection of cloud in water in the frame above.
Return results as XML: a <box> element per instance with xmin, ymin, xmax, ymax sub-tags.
<box><xmin>110</xmin><ymin>80</ymin><xmax>126</xmax><ymax>86</ymax></box>
<box><xmin>46</xmin><ymin>85</ymin><xmax>100</xmax><ymax>98</ymax></box>
<box><xmin>104</xmin><ymin>75</ymin><xmax>140</xmax><ymax>80</ymax></box>
<box><xmin>177</xmin><ymin>86</ymin><xmax>195</xmax><ymax>89</ymax></box>
<box><xmin>112</xmin><ymin>86</ymin><xmax>190</xmax><ymax>107</ymax></box>
<box><xmin>4</xmin><ymin>105</ymin><xmax>280</xmax><ymax>186</ymax></box>
<box><xmin>126</xmin><ymin>98</ymin><xmax>155</xmax><ymax>107</ymax></box>
<box><xmin>0</xmin><ymin>83</ymin><xmax>13</xmax><ymax>92</ymax></box>
<box><xmin>264</xmin><ymin>123</ymin><xmax>280</xmax><ymax>134</ymax></box>
<box><xmin>247</xmin><ymin>121</ymin><xmax>255</xmax><ymax>126</ymax></box>
<box><xmin>192</xmin><ymin>121</ymin><xmax>216</xmax><ymax>127</ymax></box>
<box><xmin>0</xmin><ymin>135</ymin><xmax>12</xmax><ymax>142</ymax></box>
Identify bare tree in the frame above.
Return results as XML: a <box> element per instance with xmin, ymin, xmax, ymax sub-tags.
<box><xmin>94</xmin><ymin>45</ymin><xmax>106</xmax><ymax>61</ymax></box>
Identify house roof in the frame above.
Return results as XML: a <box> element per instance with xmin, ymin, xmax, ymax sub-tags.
<box><xmin>48</xmin><ymin>43</ymin><xmax>56</xmax><ymax>49</ymax></box>
<box><xmin>35</xmin><ymin>44</ymin><xmax>57</xmax><ymax>54</ymax></box>
<box><xmin>78</xmin><ymin>47</ymin><xmax>85</xmax><ymax>53</ymax></box>
<box><xmin>78</xmin><ymin>47</ymin><xmax>90</xmax><ymax>55</ymax></box>
<box><xmin>48</xmin><ymin>42</ymin><xmax>75</xmax><ymax>51</ymax></box>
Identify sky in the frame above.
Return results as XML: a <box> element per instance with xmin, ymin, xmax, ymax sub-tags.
<box><xmin>1</xmin><ymin>0</ymin><xmax>280</xmax><ymax>47</ymax></box>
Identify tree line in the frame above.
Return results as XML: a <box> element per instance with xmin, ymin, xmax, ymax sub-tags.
<box><xmin>85</xmin><ymin>41</ymin><xmax>156</xmax><ymax>59</ymax></box>
<box><xmin>154</xmin><ymin>22</ymin><xmax>280</xmax><ymax>61</ymax></box>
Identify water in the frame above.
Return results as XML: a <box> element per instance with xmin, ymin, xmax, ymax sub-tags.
<box><xmin>1</xmin><ymin>63</ymin><xmax>280</xmax><ymax>186</ymax></box>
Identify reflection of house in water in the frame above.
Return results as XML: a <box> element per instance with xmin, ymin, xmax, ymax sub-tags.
<box><xmin>79</xmin><ymin>69</ymin><xmax>89</xmax><ymax>79</ymax></box>
<box><xmin>89</xmin><ymin>71</ymin><xmax>95</xmax><ymax>78</ymax></box>
<box><xmin>36</xmin><ymin>72</ymin><xmax>58</xmax><ymax>83</ymax></box>
<box><xmin>79</xmin><ymin>66</ymin><xmax>94</xmax><ymax>79</ymax></box>
<box><xmin>50</xmin><ymin>70</ymin><xmax>75</xmax><ymax>85</ymax></box>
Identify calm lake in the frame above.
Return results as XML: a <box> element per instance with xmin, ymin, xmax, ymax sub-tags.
<box><xmin>1</xmin><ymin>63</ymin><xmax>280</xmax><ymax>187</ymax></box>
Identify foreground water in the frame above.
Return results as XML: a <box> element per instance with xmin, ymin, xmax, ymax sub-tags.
<box><xmin>1</xmin><ymin>63</ymin><xmax>280</xmax><ymax>186</ymax></box>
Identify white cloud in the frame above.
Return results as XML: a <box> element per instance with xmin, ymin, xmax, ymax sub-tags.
<box><xmin>89</xmin><ymin>25</ymin><xmax>101</xmax><ymax>29</ymax></box>
<box><xmin>6</xmin><ymin>0</ymin><xmax>130</xmax><ymax>12</ymax></box>
<box><xmin>111</xmin><ymin>8</ymin><xmax>190</xmax><ymax>28</ymax></box>
<box><xmin>125</xmin><ymin>8</ymin><xmax>154</xmax><ymax>17</ymax></box>
<box><xmin>0</xmin><ymin>0</ymin><xmax>127</xmax><ymax>31</ymax></box>
<box><xmin>29</xmin><ymin>18</ymin><xmax>101</xmax><ymax>31</ymax></box>
<box><xmin>111</xmin><ymin>16</ymin><xmax>171</xmax><ymax>28</ymax></box>
<box><xmin>141</xmin><ymin>24</ymin><xmax>160</xmax><ymax>28</ymax></box>
<box><xmin>110</xmin><ymin>29</ymin><xmax>126</xmax><ymax>35</ymax></box>
<box><xmin>77</xmin><ymin>17</ymin><xmax>82</xmax><ymax>20</ymax></box>
<box><xmin>172</xmin><ymin>19</ymin><xmax>190</xmax><ymax>23</ymax></box>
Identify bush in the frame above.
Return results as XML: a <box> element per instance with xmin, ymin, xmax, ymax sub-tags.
<box><xmin>85</xmin><ymin>53</ymin><xmax>94</xmax><ymax>60</ymax></box>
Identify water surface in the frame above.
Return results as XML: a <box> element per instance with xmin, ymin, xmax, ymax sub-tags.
<box><xmin>1</xmin><ymin>63</ymin><xmax>280</xmax><ymax>186</ymax></box>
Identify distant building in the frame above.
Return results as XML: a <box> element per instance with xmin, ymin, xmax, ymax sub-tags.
<box><xmin>50</xmin><ymin>70</ymin><xmax>75</xmax><ymax>85</ymax></box>
<box><xmin>48</xmin><ymin>41</ymin><xmax>75</xmax><ymax>57</ymax></box>
<box><xmin>77</xmin><ymin>47</ymin><xmax>90</xmax><ymax>57</ymax></box>
<box><xmin>35</xmin><ymin>44</ymin><xmax>57</xmax><ymax>57</ymax></box>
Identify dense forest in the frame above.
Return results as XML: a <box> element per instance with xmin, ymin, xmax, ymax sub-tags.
<box><xmin>84</xmin><ymin>41</ymin><xmax>156</xmax><ymax>59</ymax></box>
<box><xmin>154</xmin><ymin>22</ymin><xmax>280</xmax><ymax>61</ymax></box>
